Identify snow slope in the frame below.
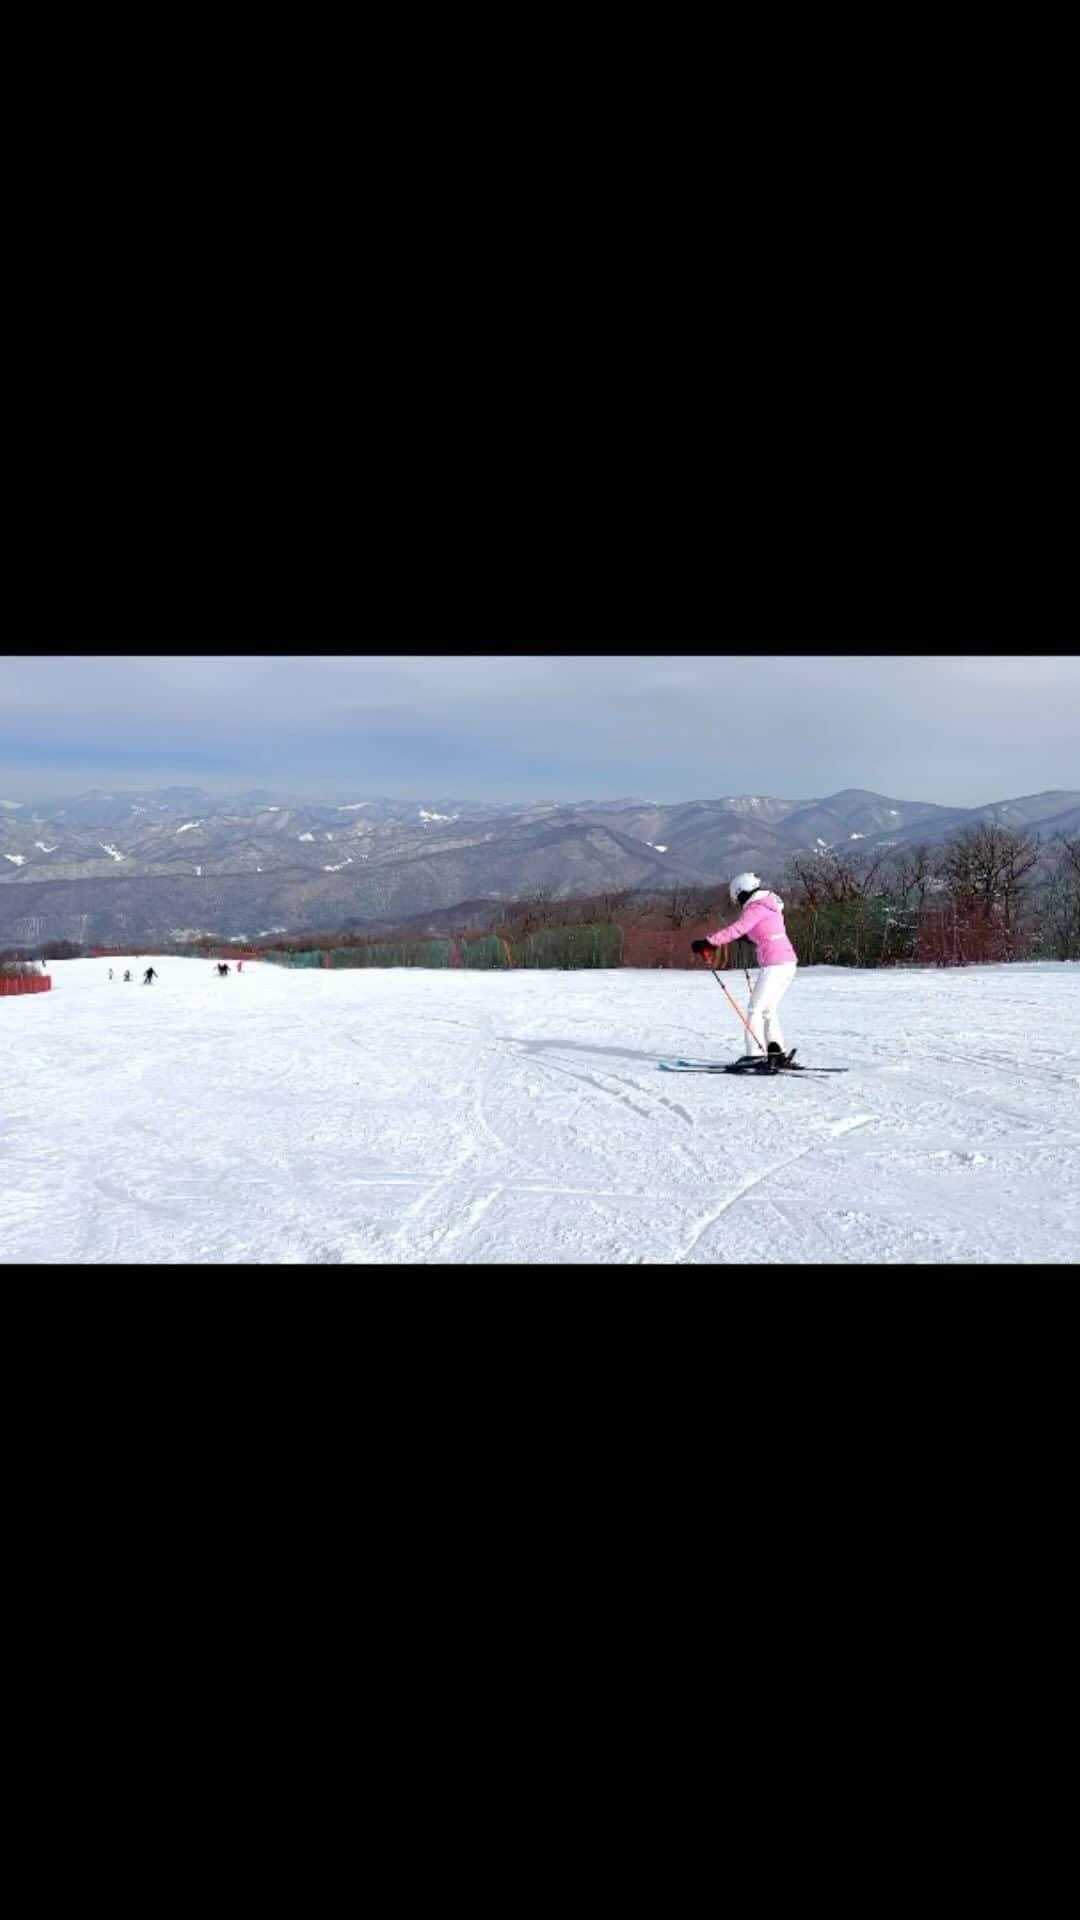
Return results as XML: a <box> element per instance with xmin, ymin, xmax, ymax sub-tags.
<box><xmin>3</xmin><ymin>959</ymin><xmax>1079</xmax><ymax>1264</ymax></box>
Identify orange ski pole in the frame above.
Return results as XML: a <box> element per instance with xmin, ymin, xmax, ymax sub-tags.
<box><xmin>744</xmin><ymin>966</ymin><xmax>759</xmax><ymax>1033</ymax></box>
<box><xmin>710</xmin><ymin>965</ymin><xmax>765</xmax><ymax>1052</ymax></box>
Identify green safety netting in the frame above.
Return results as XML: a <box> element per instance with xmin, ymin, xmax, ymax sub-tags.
<box><xmin>461</xmin><ymin>935</ymin><xmax>511</xmax><ymax>969</ymax></box>
<box><xmin>787</xmin><ymin>897</ymin><xmax>916</xmax><ymax>968</ymax></box>
<box><xmin>512</xmin><ymin>924</ymin><xmax>623</xmax><ymax>968</ymax></box>
<box><xmin>263</xmin><ymin>924</ymin><xmax>625</xmax><ymax>971</ymax></box>
<box><xmin>435</xmin><ymin>924</ymin><xmax>626</xmax><ymax>969</ymax></box>
<box><xmin>328</xmin><ymin>941</ymin><xmax>453</xmax><ymax>968</ymax></box>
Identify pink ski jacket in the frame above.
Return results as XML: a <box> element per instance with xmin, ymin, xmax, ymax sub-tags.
<box><xmin>708</xmin><ymin>890</ymin><xmax>798</xmax><ymax>966</ymax></box>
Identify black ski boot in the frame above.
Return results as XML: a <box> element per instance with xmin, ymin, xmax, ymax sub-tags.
<box><xmin>767</xmin><ymin>1043</ymin><xmax>798</xmax><ymax>1071</ymax></box>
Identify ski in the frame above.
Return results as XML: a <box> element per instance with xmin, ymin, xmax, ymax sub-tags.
<box><xmin>660</xmin><ymin>1055</ymin><xmax>848</xmax><ymax>1076</ymax></box>
<box><xmin>660</xmin><ymin>1063</ymin><xmax>849</xmax><ymax>1075</ymax></box>
<box><xmin>676</xmin><ymin>1059</ymin><xmax>787</xmax><ymax>1075</ymax></box>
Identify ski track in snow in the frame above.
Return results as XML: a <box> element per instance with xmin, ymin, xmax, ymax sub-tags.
<box><xmin>2</xmin><ymin>960</ymin><xmax>1079</xmax><ymax>1265</ymax></box>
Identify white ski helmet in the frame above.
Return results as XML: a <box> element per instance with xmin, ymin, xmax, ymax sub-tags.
<box><xmin>729</xmin><ymin>871</ymin><xmax>762</xmax><ymax>905</ymax></box>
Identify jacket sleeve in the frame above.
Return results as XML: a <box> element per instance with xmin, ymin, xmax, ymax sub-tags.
<box><xmin>707</xmin><ymin>902</ymin><xmax>764</xmax><ymax>945</ymax></box>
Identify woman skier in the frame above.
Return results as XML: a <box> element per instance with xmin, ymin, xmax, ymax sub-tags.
<box><xmin>691</xmin><ymin>872</ymin><xmax>798</xmax><ymax>1061</ymax></box>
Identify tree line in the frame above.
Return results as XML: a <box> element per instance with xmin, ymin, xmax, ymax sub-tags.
<box><xmin>391</xmin><ymin>824</ymin><xmax>1080</xmax><ymax>967</ymax></box>
<box><xmin>422</xmin><ymin>824</ymin><xmax>1080</xmax><ymax>966</ymax></box>
<box><xmin>4</xmin><ymin>825</ymin><xmax>1078</xmax><ymax>969</ymax></box>
<box><xmin>772</xmin><ymin>824</ymin><xmax>1080</xmax><ymax>965</ymax></box>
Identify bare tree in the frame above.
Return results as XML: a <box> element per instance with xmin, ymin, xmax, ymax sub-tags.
<box><xmin>880</xmin><ymin>842</ymin><xmax>939</xmax><ymax>912</ymax></box>
<box><xmin>1056</xmin><ymin>832</ymin><xmax>1080</xmax><ymax>881</ymax></box>
<box><xmin>782</xmin><ymin>846</ymin><xmax>890</xmax><ymax>908</ymax></box>
<box><xmin>941</xmin><ymin>824</ymin><xmax>1040</xmax><ymax>958</ymax></box>
<box><xmin>942</xmin><ymin>823</ymin><xmax>1033</xmax><ymax>901</ymax></box>
<box><xmin>781</xmin><ymin>855</ymin><xmax>831</xmax><ymax>908</ymax></box>
<box><xmin>665</xmin><ymin>886</ymin><xmax>698</xmax><ymax>928</ymax></box>
<box><xmin>512</xmin><ymin>888</ymin><xmax>558</xmax><ymax>935</ymax></box>
<box><xmin>1041</xmin><ymin>835</ymin><xmax>1080</xmax><ymax>959</ymax></box>
<box><xmin>590</xmin><ymin>888</ymin><xmax>637</xmax><ymax>924</ymax></box>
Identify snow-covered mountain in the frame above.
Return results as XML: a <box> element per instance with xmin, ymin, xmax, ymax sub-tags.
<box><xmin>0</xmin><ymin>785</ymin><xmax>1076</xmax><ymax>947</ymax></box>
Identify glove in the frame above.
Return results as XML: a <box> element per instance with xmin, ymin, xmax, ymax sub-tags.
<box><xmin>690</xmin><ymin>939</ymin><xmax>716</xmax><ymax>958</ymax></box>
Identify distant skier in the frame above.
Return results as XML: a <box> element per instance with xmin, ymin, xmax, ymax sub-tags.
<box><xmin>108</xmin><ymin>968</ymin><xmax>114</xmax><ymax>981</ymax></box>
<box><xmin>123</xmin><ymin>970</ymin><xmax>132</xmax><ymax>982</ymax></box>
<box><xmin>691</xmin><ymin>871</ymin><xmax>798</xmax><ymax>1060</ymax></box>
<box><xmin>143</xmin><ymin>966</ymin><xmax>157</xmax><ymax>985</ymax></box>
<box><xmin>236</xmin><ymin>960</ymin><xmax>243</xmax><ymax>974</ymax></box>
<box><xmin>217</xmin><ymin>962</ymin><xmax>230</xmax><ymax>976</ymax></box>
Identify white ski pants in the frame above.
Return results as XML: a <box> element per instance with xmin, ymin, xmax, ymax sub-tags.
<box><xmin>746</xmin><ymin>962</ymin><xmax>797</xmax><ymax>1051</ymax></box>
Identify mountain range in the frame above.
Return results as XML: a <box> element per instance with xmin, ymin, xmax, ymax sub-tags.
<box><xmin>1</xmin><ymin>785</ymin><xmax>1078</xmax><ymax>949</ymax></box>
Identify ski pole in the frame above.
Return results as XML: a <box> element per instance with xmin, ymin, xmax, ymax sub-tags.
<box><xmin>710</xmin><ymin>966</ymin><xmax>765</xmax><ymax>1052</ymax></box>
<box><xmin>743</xmin><ymin>966</ymin><xmax>765</xmax><ymax>1049</ymax></box>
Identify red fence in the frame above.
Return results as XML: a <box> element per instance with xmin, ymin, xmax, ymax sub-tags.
<box><xmin>0</xmin><ymin>974</ymin><xmax>52</xmax><ymax>995</ymax></box>
<box><xmin>619</xmin><ymin>921</ymin><xmax>747</xmax><ymax>968</ymax></box>
<box><xmin>913</xmin><ymin>903</ymin><xmax>1022</xmax><ymax>966</ymax></box>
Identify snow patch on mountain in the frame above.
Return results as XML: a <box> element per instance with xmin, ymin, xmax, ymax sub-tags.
<box><xmin>4</xmin><ymin>852</ymin><xmax>26</xmax><ymax>864</ymax></box>
<box><xmin>324</xmin><ymin>857</ymin><xmax>353</xmax><ymax>871</ymax></box>
<box><xmin>175</xmin><ymin>822</ymin><xmax>202</xmax><ymax>834</ymax></box>
<box><xmin>298</xmin><ymin>833</ymin><xmax>315</xmax><ymax>842</ymax></box>
<box><xmin>337</xmin><ymin>802</ymin><xmax>371</xmax><ymax>811</ymax></box>
<box><xmin>100</xmin><ymin>845</ymin><xmax>125</xmax><ymax>861</ymax></box>
<box><xmin>35</xmin><ymin>842</ymin><xmax>58</xmax><ymax>853</ymax></box>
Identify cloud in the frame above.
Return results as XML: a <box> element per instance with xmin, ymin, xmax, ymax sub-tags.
<box><xmin>1</xmin><ymin>654</ymin><xmax>1077</xmax><ymax>807</ymax></box>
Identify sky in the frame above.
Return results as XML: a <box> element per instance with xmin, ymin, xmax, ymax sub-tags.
<box><xmin>2</xmin><ymin>654</ymin><xmax>1077</xmax><ymax>808</ymax></box>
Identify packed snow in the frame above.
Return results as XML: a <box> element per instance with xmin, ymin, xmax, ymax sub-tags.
<box><xmin>3</xmin><ymin>959</ymin><xmax>1078</xmax><ymax>1265</ymax></box>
